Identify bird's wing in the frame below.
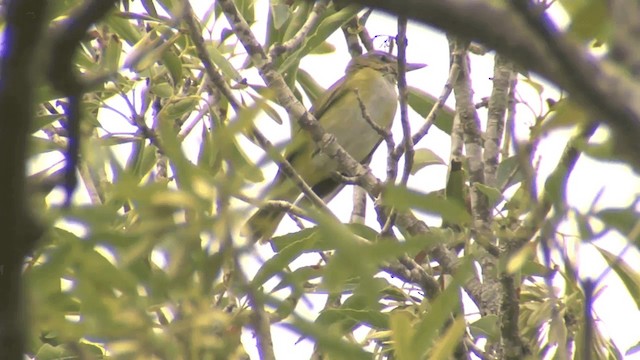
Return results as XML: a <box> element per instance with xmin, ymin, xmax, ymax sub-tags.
<box><xmin>285</xmin><ymin>75</ymin><xmax>350</xmax><ymax>164</ymax></box>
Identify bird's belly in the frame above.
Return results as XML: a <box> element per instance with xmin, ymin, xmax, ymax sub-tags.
<box><xmin>311</xmin><ymin>78</ymin><xmax>397</xmax><ymax>173</ymax></box>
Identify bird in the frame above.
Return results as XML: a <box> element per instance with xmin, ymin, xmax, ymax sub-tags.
<box><xmin>245</xmin><ymin>50</ymin><xmax>426</xmax><ymax>243</ymax></box>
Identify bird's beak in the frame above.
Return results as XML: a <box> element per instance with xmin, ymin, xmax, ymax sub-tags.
<box><xmin>406</xmin><ymin>62</ymin><xmax>427</xmax><ymax>72</ymax></box>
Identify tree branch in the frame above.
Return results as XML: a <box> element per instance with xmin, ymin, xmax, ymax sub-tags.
<box><xmin>346</xmin><ymin>0</ymin><xmax>640</xmax><ymax>170</ymax></box>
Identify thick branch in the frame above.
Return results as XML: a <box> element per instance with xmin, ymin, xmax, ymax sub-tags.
<box><xmin>0</xmin><ymin>0</ymin><xmax>49</xmax><ymax>357</ymax></box>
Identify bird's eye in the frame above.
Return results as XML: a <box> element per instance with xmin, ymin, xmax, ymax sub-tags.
<box><xmin>380</xmin><ymin>55</ymin><xmax>388</xmax><ymax>62</ymax></box>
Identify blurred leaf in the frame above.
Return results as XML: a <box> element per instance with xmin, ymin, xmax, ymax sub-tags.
<box><xmin>31</xmin><ymin>114</ymin><xmax>63</xmax><ymax>133</ymax></box>
<box><xmin>132</xmin><ymin>32</ymin><xmax>180</xmax><ymax>73</ymax></box>
<box><xmin>162</xmin><ymin>49</ymin><xmax>183</xmax><ymax>86</ymax></box>
<box><xmin>384</xmin><ymin>186</ymin><xmax>471</xmax><ymax>226</ymax></box>
<box><xmin>407</xmin><ymin>86</ymin><xmax>455</xmax><ymax>134</ymax></box>
<box><xmin>206</xmin><ymin>43</ymin><xmax>244</xmax><ymax>83</ymax></box>
<box><xmin>253</xmin><ymin>231</ymin><xmax>319</xmax><ymax>287</ymax></box>
<box><xmin>315</xmin><ymin>280</ymin><xmax>388</xmax><ymax>333</ymax></box>
<box><xmin>596</xmin><ymin>246</ymin><xmax>640</xmax><ymax>309</ymax></box>
<box><xmin>271</xmin><ymin>265</ymin><xmax>323</xmax><ymax>293</ymax></box>
<box><xmin>282</xmin><ymin>1</ymin><xmax>311</xmax><ymax>41</ymax></box>
<box><xmin>248</xmin><ymin>93</ymin><xmax>283</xmax><ymax>124</ymax></box>
<box><xmin>157</xmin><ymin>95</ymin><xmax>200</xmax><ymax>122</ymax></box>
<box><xmin>197</xmin><ymin>124</ymin><xmax>223</xmax><ymax>176</ymax></box>
<box><xmin>390</xmin><ymin>310</ymin><xmax>419</xmax><ymax>360</ymax></box>
<box><xmin>237</xmin><ymin>0</ymin><xmax>256</xmax><ymax>24</ymax></box>
<box><xmin>496</xmin><ymin>155</ymin><xmax>524</xmax><ymax>190</ymax></box>
<box><xmin>150</xmin><ymin>82</ymin><xmax>174</xmax><ymax>98</ymax></box>
<box><xmin>30</xmin><ymin>136</ymin><xmax>64</xmax><ymax>155</ymax></box>
<box><xmin>596</xmin><ymin>207</ymin><xmax>640</xmax><ymax>244</ymax></box>
<box><xmin>627</xmin><ymin>341</ymin><xmax>640</xmax><ymax>356</ymax></box>
<box><xmin>564</xmin><ymin>0</ymin><xmax>609</xmax><ymax>44</ymax></box>
<box><xmin>412</xmin><ymin>258</ymin><xmax>474</xmax><ymax>357</ymax></box>
<box><xmin>520</xmin><ymin>261</ymin><xmax>551</xmax><ymax>278</ymax></box>
<box><xmin>287</xmin><ymin>316</ymin><xmax>371</xmax><ymax>360</ymax></box>
<box><xmin>506</xmin><ymin>242</ymin><xmax>536</xmax><ymax>274</ymax></box>
<box><xmin>469</xmin><ymin>315</ymin><xmax>499</xmax><ymax>341</ymax></box>
<box><xmin>141</xmin><ymin>0</ymin><xmax>158</xmax><ymax>17</ymax></box>
<box><xmin>104</xmin><ymin>14</ymin><xmax>142</xmax><ymax>45</ymax></box>
<box><xmin>411</xmin><ymin>148</ymin><xmax>446</xmax><ymax>174</ymax></box>
<box><xmin>271</xmin><ymin>3</ymin><xmax>290</xmax><ymax>30</ymax></box>
<box><xmin>522</xmin><ymin>77</ymin><xmax>544</xmax><ymax>95</ymax></box>
<box><xmin>310</xmin><ymin>41</ymin><xmax>336</xmax><ymax>54</ymax></box>
<box><xmin>430</xmin><ymin>316</ymin><xmax>466</xmax><ymax>360</ymax></box>
<box><xmin>213</xmin><ymin>105</ymin><xmax>266</xmax><ymax>183</ymax></box>
<box><xmin>100</xmin><ymin>34</ymin><xmax>122</xmax><ymax>73</ymax></box>
<box><xmin>34</xmin><ymin>344</ymin><xmax>70</xmax><ymax>360</ymax></box>
<box><xmin>475</xmin><ymin>183</ymin><xmax>504</xmax><ymax>209</ymax></box>
<box><xmin>540</xmin><ymin>98</ymin><xmax>589</xmax><ymax>135</ymax></box>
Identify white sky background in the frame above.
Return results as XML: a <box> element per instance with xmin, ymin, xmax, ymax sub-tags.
<box><xmin>34</xmin><ymin>1</ymin><xmax>640</xmax><ymax>358</ymax></box>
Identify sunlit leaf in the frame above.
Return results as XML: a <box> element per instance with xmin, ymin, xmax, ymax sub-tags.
<box><xmin>411</xmin><ymin>148</ymin><xmax>446</xmax><ymax>175</ymax></box>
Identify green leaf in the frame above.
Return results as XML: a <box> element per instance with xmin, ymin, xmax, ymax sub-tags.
<box><xmin>596</xmin><ymin>207</ymin><xmax>640</xmax><ymax>244</ymax></box>
<box><xmin>411</xmin><ymin>258</ymin><xmax>474</xmax><ymax>357</ymax></box>
<box><xmin>430</xmin><ymin>316</ymin><xmax>466</xmax><ymax>360</ymax></box>
<box><xmin>236</xmin><ymin>0</ymin><xmax>256</xmax><ymax>24</ymax></box>
<box><xmin>197</xmin><ymin>124</ymin><xmax>222</xmax><ymax>176</ymax></box>
<box><xmin>407</xmin><ymin>86</ymin><xmax>455</xmax><ymax>135</ymax></box>
<box><xmin>384</xmin><ymin>186</ymin><xmax>471</xmax><ymax>226</ymax></box>
<box><xmin>31</xmin><ymin>114</ymin><xmax>63</xmax><ymax>133</ymax></box>
<box><xmin>279</xmin><ymin>5</ymin><xmax>362</xmax><ymax>73</ymax></box>
<box><xmin>469</xmin><ymin>315</ymin><xmax>499</xmax><ymax>341</ymax></box>
<box><xmin>141</xmin><ymin>0</ymin><xmax>159</xmax><ymax>17</ymax></box>
<box><xmin>540</xmin><ymin>98</ymin><xmax>588</xmax><ymax>135</ymax></box>
<box><xmin>252</xmin><ymin>231</ymin><xmax>319</xmax><ymax>287</ymax></box>
<box><xmin>30</xmin><ymin>136</ymin><xmax>64</xmax><ymax>155</ymax></box>
<box><xmin>496</xmin><ymin>155</ymin><xmax>524</xmax><ymax>190</ymax></box>
<box><xmin>271</xmin><ymin>3</ymin><xmax>290</xmax><ymax>30</ymax></box>
<box><xmin>390</xmin><ymin>310</ymin><xmax>419</xmax><ymax>360</ymax></box>
<box><xmin>474</xmin><ymin>183</ymin><xmax>504</xmax><ymax>209</ymax></box>
<box><xmin>565</xmin><ymin>0</ymin><xmax>609</xmax><ymax>44</ymax></box>
<box><xmin>206</xmin><ymin>43</ymin><xmax>244</xmax><ymax>83</ymax></box>
<box><xmin>286</xmin><ymin>316</ymin><xmax>371</xmax><ymax>360</ymax></box>
<box><xmin>271</xmin><ymin>265</ymin><xmax>323</xmax><ymax>293</ymax></box>
<box><xmin>310</xmin><ymin>41</ymin><xmax>336</xmax><ymax>54</ymax></box>
<box><xmin>105</xmin><ymin>14</ymin><xmax>142</xmax><ymax>45</ymax></box>
<box><xmin>297</xmin><ymin>68</ymin><xmax>326</xmax><ymax>104</ymax></box>
<box><xmin>522</xmin><ymin>77</ymin><xmax>544</xmax><ymax>95</ymax></box>
<box><xmin>282</xmin><ymin>1</ymin><xmax>311</xmax><ymax>41</ymax></box>
<box><xmin>411</xmin><ymin>148</ymin><xmax>446</xmax><ymax>174</ymax></box>
<box><xmin>150</xmin><ymin>82</ymin><xmax>174</xmax><ymax>98</ymax></box>
<box><xmin>157</xmin><ymin>95</ymin><xmax>200</xmax><ymax>122</ymax></box>
<box><xmin>596</xmin><ymin>246</ymin><xmax>640</xmax><ymax>309</ymax></box>
<box><xmin>100</xmin><ymin>34</ymin><xmax>122</xmax><ymax>73</ymax></box>
<box><xmin>162</xmin><ymin>49</ymin><xmax>183</xmax><ymax>86</ymax></box>
<box><xmin>34</xmin><ymin>344</ymin><xmax>70</xmax><ymax>360</ymax></box>
<box><xmin>248</xmin><ymin>93</ymin><xmax>283</xmax><ymax>124</ymax></box>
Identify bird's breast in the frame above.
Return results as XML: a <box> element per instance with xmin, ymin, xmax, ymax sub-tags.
<box><xmin>309</xmin><ymin>68</ymin><xmax>398</xmax><ymax>173</ymax></box>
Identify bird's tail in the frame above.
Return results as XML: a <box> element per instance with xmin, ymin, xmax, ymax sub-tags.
<box><xmin>244</xmin><ymin>205</ymin><xmax>287</xmax><ymax>244</ymax></box>
<box><xmin>243</xmin><ymin>172</ymin><xmax>300</xmax><ymax>243</ymax></box>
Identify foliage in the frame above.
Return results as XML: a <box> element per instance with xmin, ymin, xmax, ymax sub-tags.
<box><xmin>1</xmin><ymin>0</ymin><xmax>639</xmax><ymax>359</ymax></box>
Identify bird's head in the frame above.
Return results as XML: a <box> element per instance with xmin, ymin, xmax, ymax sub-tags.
<box><xmin>346</xmin><ymin>50</ymin><xmax>426</xmax><ymax>78</ymax></box>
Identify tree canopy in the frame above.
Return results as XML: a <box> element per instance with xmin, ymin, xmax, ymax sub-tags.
<box><xmin>1</xmin><ymin>0</ymin><xmax>639</xmax><ymax>359</ymax></box>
